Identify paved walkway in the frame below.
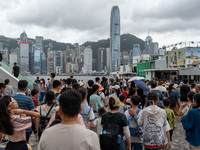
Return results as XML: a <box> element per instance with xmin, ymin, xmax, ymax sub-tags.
<box><xmin>31</xmin><ymin>118</ymin><xmax>188</xmax><ymax>150</ymax></box>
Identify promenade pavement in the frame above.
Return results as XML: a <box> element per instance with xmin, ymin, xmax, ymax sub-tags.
<box><xmin>31</xmin><ymin>117</ymin><xmax>188</xmax><ymax>150</ymax></box>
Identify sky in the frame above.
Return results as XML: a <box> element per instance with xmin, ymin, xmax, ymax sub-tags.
<box><xmin>1</xmin><ymin>0</ymin><xmax>200</xmax><ymax>48</ymax></box>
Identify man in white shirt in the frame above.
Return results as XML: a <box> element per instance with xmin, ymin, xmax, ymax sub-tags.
<box><xmin>38</xmin><ymin>89</ymin><xmax>100</xmax><ymax>150</ymax></box>
<box><xmin>156</xmin><ymin>79</ymin><xmax>167</xmax><ymax>93</ymax></box>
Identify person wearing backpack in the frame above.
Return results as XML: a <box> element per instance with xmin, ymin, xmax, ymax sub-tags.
<box><xmin>37</xmin><ymin>91</ymin><xmax>59</xmax><ymax>139</ymax></box>
<box><xmin>101</xmin><ymin>97</ymin><xmax>131</xmax><ymax>150</ymax></box>
<box><xmin>164</xmin><ymin>83</ymin><xmax>181</xmax><ymax>115</ymax></box>
<box><xmin>124</xmin><ymin>95</ymin><xmax>143</xmax><ymax>150</ymax></box>
<box><xmin>138</xmin><ymin>92</ymin><xmax>171</xmax><ymax>150</ymax></box>
<box><xmin>78</xmin><ymin>88</ymin><xmax>95</xmax><ymax>129</ymax></box>
<box><xmin>38</xmin><ymin>90</ymin><xmax>100</xmax><ymax>150</ymax></box>
<box><xmin>42</xmin><ymin>80</ymin><xmax>61</xmax><ymax>104</ymax></box>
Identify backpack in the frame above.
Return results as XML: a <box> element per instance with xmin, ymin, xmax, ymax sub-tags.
<box><xmin>50</xmin><ymin>111</ymin><xmax>61</xmax><ymax>127</ymax></box>
<box><xmin>100</xmin><ymin>113</ymin><xmax>123</xmax><ymax>150</ymax></box>
<box><xmin>167</xmin><ymin>91</ymin><xmax>176</xmax><ymax>108</ymax></box>
<box><xmin>128</xmin><ymin>109</ymin><xmax>142</xmax><ymax>138</ymax></box>
<box><xmin>38</xmin><ymin>103</ymin><xmax>55</xmax><ymax>139</ymax></box>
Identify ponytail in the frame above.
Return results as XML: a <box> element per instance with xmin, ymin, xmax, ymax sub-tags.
<box><xmin>148</xmin><ymin>99</ymin><xmax>156</xmax><ymax>119</ymax></box>
<box><xmin>0</xmin><ymin>96</ymin><xmax>14</xmax><ymax>135</ymax></box>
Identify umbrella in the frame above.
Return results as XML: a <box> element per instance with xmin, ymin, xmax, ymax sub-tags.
<box><xmin>133</xmin><ymin>80</ymin><xmax>149</xmax><ymax>92</ymax></box>
<box><xmin>128</xmin><ymin>76</ymin><xmax>145</xmax><ymax>83</ymax></box>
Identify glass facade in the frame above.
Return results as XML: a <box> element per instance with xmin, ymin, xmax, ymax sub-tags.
<box><xmin>34</xmin><ymin>49</ymin><xmax>41</xmax><ymax>73</ymax></box>
<box><xmin>110</xmin><ymin>6</ymin><xmax>120</xmax><ymax>72</ymax></box>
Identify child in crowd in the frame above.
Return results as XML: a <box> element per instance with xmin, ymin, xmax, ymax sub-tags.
<box><xmin>94</xmin><ymin>107</ymin><xmax>106</xmax><ymax>135</ymax></box>
<box><xmin>178</xmin><ymin>91</ymin><xmax>195</xmax><ymax>116</ymax></box>
<box><xmin>90</xmin><ymin>84</ymin><xmax>103</xmax><ymax>118</ymax></box>
<box><xmin>124</xmin><ymin>95</ymin><xmax>143</xmax><ymax>150</ymax></box>
<box><xmin>138</xmin><ymin>92</ymin><xmax>171</xmax><ymax>150</ymax></box>
<box><xmin>31</xmin><ymin>89</ymin><xmax>39</xmax><ymax>108</ymax></box>
<box><xmin>0</xmin><ymin>96</ymin><xmax>39</xmax><ymax>150</ymax></box>
<box><xmin>163</xmin><ymin>99</ymin><xmax>175</xmax><ymax>143</ymax></box>
<box><xmin>181</xmin><ymin>93</ymin><xmax>200</xmax><ymax>149</ymax></box>
<box><xmin>118</xmin><ymin>94</ymin><xmax>126</xmax><ymax>114</ymax></box>
<box><xmin>77</xmin><ymin>88</ymin><xmax>95</xmax><ymax>129</ymax></box>
<box><xmin>31</xmin><ymin>89</ymin><xmax>40</xmax><ymax>141</ymax></box>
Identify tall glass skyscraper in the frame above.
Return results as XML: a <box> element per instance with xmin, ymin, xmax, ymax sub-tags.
<box><xmin>110</xmin><ymin>6</ymin><xmax>120</xmax><ymax>72</ymax></box>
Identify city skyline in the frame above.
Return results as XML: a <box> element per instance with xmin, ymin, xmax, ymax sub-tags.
<box><xmin>1</xmin><ymin>0</ymin><xmax>200</xmax><ymax>47</ymax></box>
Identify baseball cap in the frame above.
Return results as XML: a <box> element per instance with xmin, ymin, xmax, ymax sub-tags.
<box><xmin>111</xmin><ymin>85</ymin><xmax>120</xmax><ymax>90</ymax></box>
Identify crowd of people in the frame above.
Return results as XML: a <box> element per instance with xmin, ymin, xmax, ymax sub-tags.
<box><xmin>0</xmin><ymin>75</ymin><xmax>200</xmax><ymax>150</ymax></box>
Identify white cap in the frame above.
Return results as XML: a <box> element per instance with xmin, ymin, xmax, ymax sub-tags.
<box><xmin>111</xmin><ymin>85</ymin><xmax>120</xmax><ymax>90</ymax></box>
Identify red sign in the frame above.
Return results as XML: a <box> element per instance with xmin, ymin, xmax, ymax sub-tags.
<box><xmin>20</xmin><ymin>42</ymin><xmax>29</xmax><ymax>44</ymax></box>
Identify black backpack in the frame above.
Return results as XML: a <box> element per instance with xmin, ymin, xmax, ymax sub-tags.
<box><xmin>100</xmin><ymin>113</ymin><xmax>123</xmax><ymax>150</ymax></box>
<box><xmin>38</xmin><ymin>103</ymin><xmax>55</xmax><ymax>139</ymax></box>
<box><xmin>49</xmin><ymin>111</ymin><xmax>62</xmax><ymax>127</ymax></box>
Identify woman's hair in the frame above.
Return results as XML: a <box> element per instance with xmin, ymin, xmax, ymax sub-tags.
<box><xmin>40</xmin><ymin>78</ymin><xmax>46</xmax><ymax>84</ymax></box>
<box><xmin>77</xmin><ymin>88</ymin><xmax>87</xmax><ymax>102</ymax></box>
<box><xmin>128</xmin><ymin>87</ymin><xmax>136</xmax><ymax>96</ymax></box>
<box><xmin>119</xmin><ymin>94</ymin><xmax>125</xmax><ymax>102</ymax></box>
<box><xmin>168</xmin><ymin>83</ymin><xmax>174</xmax><ymax>92</ymax></box>
<box><xmin>4</xmin><ymin>79</ymin><xmax>10</xmax><ymax>85</ymax></box>
<box><xmin>109</xmin><ymin>97</ymin><xmax>118</xmax><ymax>110</ymax></box>
<box><xmin>187</xmin><ymin>91</ymin><xmax>195</xmax><ymax>101</ymax></box>
<box><xmin>0</xmin><ymin>96</ymin><xmax>14</xmax><ymax>135</ymax></box>
<box><xmin>193</xmin><ymin>93</ymin><xmax>200</xmax><ymax>108</ymax></box>
<box><xmin>45</xmin><ymin>91</ymin><xmax>55</xmax><ymax>106</ymax></box>
<box><xmin>113</xmin><ymin>88</ymin><xmax>120</xmax><ymax>98</ymax></box>
<box><xmin>191</xmin><ymin>83</ymin><xmax>196</xmax><ymax>89</ymax></box>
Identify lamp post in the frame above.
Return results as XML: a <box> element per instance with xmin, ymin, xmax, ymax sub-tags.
<box><xmin>197</xmin><ymin>42</ymin><xmax>200</xmax><ymax>47</ymax></box>
<box><xmin>179</xmin><ymin>42</ymin><xmax>186</xmax><ymax>48</ymax></box>
<box><xmin>189</xmin><ymin>41</ymin><xmax>194</xmax><ymax>47</ymax></box>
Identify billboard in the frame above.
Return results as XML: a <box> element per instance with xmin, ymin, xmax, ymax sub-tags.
<box><xmin>186</xmin><ymin>47</ymin><xmax>200</xmax><ymax>65</ymax></box>
<box><xmin>167</xmin><ymin>48</ymin><xmax>186</xmax><ymax>67</ymax></box>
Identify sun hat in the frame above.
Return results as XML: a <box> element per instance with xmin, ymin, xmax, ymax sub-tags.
<box><xmin>110</xmin><ymin>97</ymin><xmax>124</xmax><ymax>107</ymax></box>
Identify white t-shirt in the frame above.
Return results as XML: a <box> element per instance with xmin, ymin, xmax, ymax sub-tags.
<box><xmin>93</xmin><ymin>118</ymin><xmax>102</xmax><ymax>135</ymax></box>
<box><xmin>182</xmin><ymin>102</ymin><xmax>191</xmax><ymax>115</ymax></box>
<box><xmin>156</xmin><ymin>86</ymin><xmax>167</xmax><ymax>93</ymax></box>
<box><xmin>36</xmin><ymin>105</ymin><xmax>59</xmax><ymax>118</ymax></box>
<box><xmin>38</xmin><ymin>124</ymin><xmax>100</xmax><ymax>150</ymax></box>
<box><xmin>138</xmin><ymin>105</ymin><xmax>171</xmax><ymax>146</ymax></box>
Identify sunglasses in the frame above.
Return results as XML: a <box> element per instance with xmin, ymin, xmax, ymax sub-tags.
<box><xmin>9</xmin><ymin>98</ymin><xmax>16</xmax><ymax>106</ymax></box>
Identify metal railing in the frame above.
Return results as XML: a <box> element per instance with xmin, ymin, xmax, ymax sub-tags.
<box><xmin>2</xmin><ymin>59</ymin><xmax>35</xmax><ymax>90</ymax></box>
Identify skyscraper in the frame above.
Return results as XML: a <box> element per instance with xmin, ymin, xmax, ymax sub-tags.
<box><xmin>54</xmin><ymin>51</ymin><xmax>63</xmax><ymax>74</ymax></box>
<box><xmin>35</xmin><ymin>36</ymin><xmax>44</xmax><ymax>52</ymax></box>
<box><xmin>83</xmin><ymin>47</ymin><xmax>92</xmax><ymax>74</ymax></box>
<box><xmin>19</xmin><ymin>42</ymin><xmax>29</xmax><ymax>71</ymax></box>
<box><xmin>110</xmin><ymin>6</ymin><xmax>120</xmax><ymax>72</ymax></box>
<box><xmin>133</xmin><ymin>44</ymin><xmax>141</xmax><ymax>55</ymax></box>
<box><xmin>20</xmin><ymin>32</ymin><xmax>27</xmax><ymax>42</ymax></box>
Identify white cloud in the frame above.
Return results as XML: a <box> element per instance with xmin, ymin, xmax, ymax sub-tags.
<box><xmin>0</xmin><ymin>0</ymin><xmax>200</xmax><ymax>47</ymax></box>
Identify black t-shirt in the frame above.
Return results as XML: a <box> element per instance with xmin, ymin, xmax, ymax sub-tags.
<box><xmin>87</xmin><ymin>88</ymin><xmax>93</xmax><ymax>104</ymax></box>
<box><xmin>180</xmin><ymin>85</ymin><xmax>190</xmax><ymax>102</ymax></box>
<box><xmin>13</xmin><ymin>66</ymin><xmax>20</xmax><ymax>76</ymax></box>
<box><xmin>101</xmin><ymin>112</ymin><xmax>128</xmax><ymax>137</ymax></box>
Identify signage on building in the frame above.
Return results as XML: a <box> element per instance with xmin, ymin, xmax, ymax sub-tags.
<box><xmin>186</xmin><ymin>47</ymin><xmax>200</xmax><ymax>66</ymax></box>
<box><xmin>167</xmin><ymin>48</ymin><xmax>186</xmax><ymax>67</ymax></box>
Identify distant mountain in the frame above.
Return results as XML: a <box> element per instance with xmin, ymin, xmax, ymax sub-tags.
<box><xmin>82</xmin><ymin>33</ymin><xmax>145</xmax><ymax>69</ymax></box>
